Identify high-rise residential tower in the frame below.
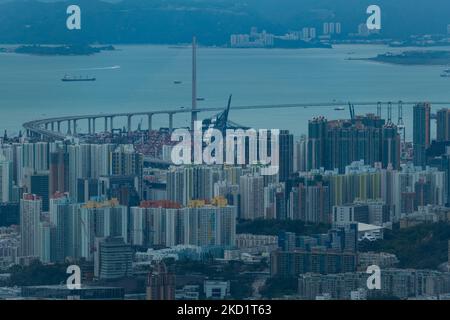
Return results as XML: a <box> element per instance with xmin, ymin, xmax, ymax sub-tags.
<box><xmin>0</xmin><ymin>154</ymin><xmax>12</xmax><ymax>203</ymax></box>
<box><xmin>437</xmin><ymin>108</ymin><xmax>450</xmax><ymax>142</ymax></box>
<box><xmin>413</xmin><ymin>103</ymin><xmax>431</xmax><ymax>168</ymax></box>
<box><xmin>20</xmin><ymin>193</ymin><xmax>42</xmax><ymax>257</ymax></box>
<box><xmin>278</xmin><ymin>130</ymin><xmax>294</xmax><ymax>182</ymax></box>
<box><xmin>239</xmin><ymin>174</ymin><xmax>264</xmax><ymax>220</ymax></box>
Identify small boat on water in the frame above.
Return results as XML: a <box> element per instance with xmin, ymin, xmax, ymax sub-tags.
<box><xmin>62</xmin><ymin>75</ymin><xmax>96</xmax><ymax>82</ymax></box>
<box><xmin>174</xmin><ymin>80</ymin><xmax>182</xmax><ymax>84</ymax></box>
<box><xmin>196</xmin><ymin>97</ymin><xmax>205</xmax><ymax>101</ymax></box>
<box><xmin>440</xmin><ymin>68</ymin><xmax>450</xmax><ymax>77</ymax></box>
<box><xmin>334</xmin><ymin>107</ymin><xmax>345</xmax><ymax>111</ymax></box>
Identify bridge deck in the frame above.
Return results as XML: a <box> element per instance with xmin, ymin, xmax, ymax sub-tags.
<box><xmin>23</xmin><ymin>101</ymin><xmax>450</xmax><ymax>139</ymax></box>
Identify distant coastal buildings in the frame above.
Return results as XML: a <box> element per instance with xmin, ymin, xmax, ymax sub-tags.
<box><xmin>230</xmin><ymin>27</ymin><xmax>275</xmax><ymax>48</ymax></box>
<box><xmin>230</xmin><ymin>25</ymin><xmax>340</xmax><ymax>48</ymax></box>
<box><xmin>322</xmin><ymin>22</ymin><xmax>341</xmax><ymax>37</ymax></box>
<box><xmin>230</xmin><ymin>21</ymin><xmax>450</xmax><ymax>48</ymax></box>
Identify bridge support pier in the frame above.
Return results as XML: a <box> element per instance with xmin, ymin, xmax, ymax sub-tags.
<box><xmin>67</xmin><ymin>120</ymin><xmax>72</xmax><ymax>135</ymax></box>
<box><xmin>57</xmin><ymin>121</ymin><xmax>61</xmax><ymax>132</ymax></box>
<box><xmin>88</xmin><ymin>118</ymin><xmax>92</xmax><ymax>134</ymax></box>
<box><xmin>147</xmin><ymin>114</ymin><xmax>153</xmax><ymax>134</ymax></box>
<box><xmin>169</xmin><ymin>113</ymin><xmax>173</xmax><ymax>132</ymax></box>
<box><xmin>73</xmin><ymin>120</ymin><xmax>77</xmax><ymax>135</ymax></box>
<box><xmin>110</xmin><ymin>116</ymin><xmax>114</xmax><ymax>132</ymax></box>
<box><xmin>92</xmin><ymin>118</ymin><xmax>96</xmax><ymax>134</ymax></box>
<box><xmin>127</xmin><ymin>115</ymin><xmax>132</xmax><ymax>133</ymax></box>
<box><xmin>51</xmin><ymin>122</ymin><xmax>54</xmax><ymax>131</ymax></box>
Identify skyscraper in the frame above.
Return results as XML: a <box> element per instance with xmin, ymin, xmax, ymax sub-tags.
<box><xmin>111</xmin><ymin>145</ymin><xmax>143</xmax><ymax>177</ymax></box>
<box><xmin>239</xmin><ymin>174</ymin><xmax>264</xmax><ymax>220</ymax></box>
<box><xmin>98</xmin><ymin>175</ymin><xmax>140</xmax><ymax>207</ymax></box>
<box><xmin>307</xmin><ymin>114</ymin><xmax>397</xmax><ymax>173</ymax></box>
<box><xmin>414</xmin><ymin>179</ymin><xmax>432</xmax><ymax>209</ymax></box>
<box><xmin>79</xmin><ymin>198</ymin><xmax>128</xmax><ymax>261</ymax></box>
<box><xmin>21</xmin><ymin>142</ymin><xmax>49</xmax><ymax>174</ymax></box>
<box><xmin>130</xmin><ymin>199</ymin><xmax>236</xmax><ymax>249</ymax></box>
<box><xmin>30</xmin><ymin>172</ymin><xmax>50</xmax><ymax>212</ymax></box>
<box><xmin>49</xmin><ymin>192</ymin><xmax>71</xmax><ymax>263</ymax></box>
<box><xmin>0</xmin><ymin>154</ymin><xmax>12</xmax><ymax>203</ymax></box>
<box><xmin>288</xmin><ymin>177</ymin><xmax>331</xmax><ymax>223</ymax></box>
<box><xmin>413</xmin><ymin>103</ymin><xmax>431</xmax><ymax>168</ymax></box>
<box><xmin>0</xmin><ymin>202</ymin><xmax>19</xmax><ymax>227</ymax></box>
<box><xmin>307</xmin><ymin>117</ymin><xmax>327</xmax><ymax>170</ymax></box>
<box><xmin>49</xmin><ymin>148</ymin><xmax>69</xmax><ymax>197</ymax></box>
<box><xmin>166</xmin><ymin>167</ymin><xmax>185</xmax><ymax>206</ymax></box>
<box><xmin>437</xmin><ymin>108</ymin><xmax>450</xmax><ymax>142</ymax></box>
<box><xmin>326</xmin><ymin>116</ymin><xmax>384</xmax><ymax>173</ymax></box>
<box><xmin>278</xmin><ymin>130</ymin><xmax>294</xmax><ymax>182</ymax></box>
<box><xmin>392</xmin><ymin>164</ymin><xmax>445</xmax><ymax>218</ymax></box>
<box><xmin>264</xmin><ymin>183</ymin><xmax>286</xmax><ymax>220</ymax></box>
<box><xmin>442</xmin><ymin>147</ymin><xmax>450</xmax><ymax>206</ymax></box>
<box><xmin>130</xmin><ymin>205</ymin><xmax>150</xmax><ymax>247</ymax></box>
<box><xmin>77</xmin><ymin>178</ymin><xmax>99</xmax><ymax>203</ymax></box>
<box><xmin>20</xmin><ymin>193</ymin><xmax>42</xmax><ymax>257</ymax></box>
<box><xmin>68</xmin><ymin>144</ymin><xmax>90</xmax><ymax>202</ymax></box>
<box><xmin>293</xmin><ymin>136</ymin><xmax>308</xmax><ymax>173</ymax></box>
<box><xmin>184</xmin><ymin>200</ymin><xmax>237</xmax><ymax>247</ymax></box>
<box><xmin>167</xmin><ymin>166</ymin><xmax>214</xmax><ymax>206</ymax></box>
<box><xmin>66</xmin><ymin>143</ymin><xmax>115</xmax><ymax>202</ymax></box>
<box><xmin>382</xmin><ymin>124</ymin><xmax>401</xmax><ymax>170</ymax></box>
<box><xmin>38</xmin><ymin>221</ymin><xmax>55</xmax><ymax>264</ymax></box>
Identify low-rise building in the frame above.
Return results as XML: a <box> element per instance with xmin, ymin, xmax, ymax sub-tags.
<box><xmin>204</xmin><ymin>281</ymin><xmax>230</xmax><ymax>300</ymax></box>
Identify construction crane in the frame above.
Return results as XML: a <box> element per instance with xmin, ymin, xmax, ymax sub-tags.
<box><xmin>397</xmin><ymin>100</ymin><xmax>406</xmax><ymax>143</ymax></box>
<box><xmin>387</xmin><ymin>102</ymin><xmax>393</xmax><ymax>125</ymax></box>
<box><xmin>202</xmin><ymin>94</ymin><xmax>250</xmax><ymax>135</ymax></box>
<box><xmin>203</xmin><ymin>95</ymin><xmax>230</xmax><ymax>131</ymax></box>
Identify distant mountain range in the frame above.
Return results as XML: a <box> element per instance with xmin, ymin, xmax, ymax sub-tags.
<box><xmin>0</xmin><ymin>0</ymin><xmax>449</xmax><ymax>45</ymax></box>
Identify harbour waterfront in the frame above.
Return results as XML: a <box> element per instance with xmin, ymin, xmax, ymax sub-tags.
<box><xmin>1</xmin><ymin>44</ymin><xmax>450</xmax><ymax>139</ymax></box>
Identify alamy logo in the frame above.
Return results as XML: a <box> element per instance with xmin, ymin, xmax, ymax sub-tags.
<box><xmin>366</xmin><ymin>5</ymin><xmax>381</xmax><ymax>30</ymax></box>
<box><xmin>66</xmin><ymin>5</ymin><xmax>81</xmax><ymax>30</ymax></box>
<box><xmin>171</xmin><ymin>121</ymin><xmax>280</xmax><ymax>175</ymax></box>
<box><xmin>66</xmin><ymin>265</ymin><xmax>81</xmax><ymax>289</ymax></box>
<box><xmin>366</xmin><ymin>265</ymin><xmax>381</xmax><ymax>290</ymax></box>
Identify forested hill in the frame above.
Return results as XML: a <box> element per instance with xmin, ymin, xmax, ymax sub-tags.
<box><xmin>0</xmin><ymin>0</ymin><xmax>449</xmax><ymax>45</ymax></box>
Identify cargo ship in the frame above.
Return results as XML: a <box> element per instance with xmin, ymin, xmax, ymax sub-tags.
<box><xmin>62</xmin><ymin>75</ymin><xmax>96</xmax><ymax>82</ymax></box>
